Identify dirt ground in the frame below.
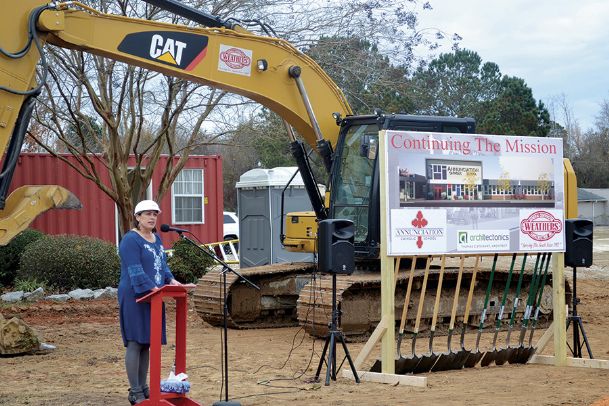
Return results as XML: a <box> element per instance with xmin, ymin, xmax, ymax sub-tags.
<box><xmin>3</xmin><ymin>230</ymin><xmax>609</xmax><ymax>405</ymax></box>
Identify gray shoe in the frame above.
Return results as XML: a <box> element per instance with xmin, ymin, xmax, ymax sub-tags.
<box><xmin>128</xmin><ymin>387</ymin><xmax>145</xmax><ymax>405</ymax></box>
<box><xmin>142</xmin><ymin>384</ymin><xmax>149</xmax><ymax>399</ymax></box>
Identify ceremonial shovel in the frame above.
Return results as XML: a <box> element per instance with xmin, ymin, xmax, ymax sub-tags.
<box><xmin>480</xmin><ymin>253</ymin><xmax>517</xmax><ymax>367</ymax></box>
<box><xmin>432</xmin><ymin>255</ymin><xmax>466</xmax><ymax>372</ymax></box>
<box><xmin>395</xmin><ymin>256</ymin><xmax>432</xmax><ymax>374</ymax></box>
<box><xmin>463</xmin><ymin>254</ymin><xmax>498</xmax><ymax>368</ymax></box>
<box><xmin>495</xmin><ymin>253</ymin><xmax>528</xmax><ymax>365</ymax></box>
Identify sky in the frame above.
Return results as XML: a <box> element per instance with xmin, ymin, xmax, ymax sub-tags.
<box><xmin>419</xmin><ymin>0</ymin><xmax>609</xmax><ymax>130</ymax></box>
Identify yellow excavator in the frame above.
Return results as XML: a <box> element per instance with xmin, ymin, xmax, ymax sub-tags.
<box><xmin>1</xmin><ymin>0</ymin><xmax>577</xmax><ymax>340</ymax></box>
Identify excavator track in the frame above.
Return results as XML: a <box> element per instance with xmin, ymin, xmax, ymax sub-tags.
<box><xmin>298</xmin><ymin>256</ymin><xmax>566</xmax><ymax>341</ymax></box>
<box><xmin>194</xmin><ymin>262</ymin><xmax>315</xmax><ymax>328</ymax></box>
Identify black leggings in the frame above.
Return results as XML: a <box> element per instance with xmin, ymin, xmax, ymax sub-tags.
<box><xmin>125</xmin><ymin>340</ymin><xmax>150</xmax><ymax>393</ymax></box>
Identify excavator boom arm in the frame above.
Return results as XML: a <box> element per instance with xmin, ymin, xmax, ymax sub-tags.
<box><xmin>2</xmin><ymin>0</ymin><xmax>352</xmax><ymax>156</ymax></box>
<box><xmin>0</xmin><ymin>0</ymin><xmax>353</xmax><ymax>245</ymax></box>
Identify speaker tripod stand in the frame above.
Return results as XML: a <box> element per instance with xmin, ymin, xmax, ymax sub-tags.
<box><xmin>314</xmin><ymin>273</ymin><xmax>360</xmax><ymax>385</ymax></box>
<box><xmin>566</xmin><ymin>266</ymin><xmax>593</xmax><ymax>358</ymax></box>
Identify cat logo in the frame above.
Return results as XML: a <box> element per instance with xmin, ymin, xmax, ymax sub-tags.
<box><xmin>149</xmin><ymin>34</ymin><xmax>187</xmax><ymax>66</ymax></box>
<box><xmin>118</xmin><ymin>31</ymin><xmax>209</xmax><ymax>71</ymax></box>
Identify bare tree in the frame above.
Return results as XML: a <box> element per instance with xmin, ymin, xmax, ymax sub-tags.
<box><xmin>546</xmin><ymin>95</ymin><xmax>609</xmax><ymax>188</ymax></box>
<box><xmin>34</xmin><ymin>47</ymin><xmax>227</xmax><ymax>232</ymax></box>
<box><xmin>31</xmin><ymin>0</ymin><xmax>452</xmax><ymax>233</ymax></box>
<box><xmin>546</xmin><ymin>93</ymin><xmax>583</xmax><ymax>159</ymax></box>
<box><xmin>595</xmin><ymin>98</ymin><xmax>609</xmax><ymax>133</ymax></box>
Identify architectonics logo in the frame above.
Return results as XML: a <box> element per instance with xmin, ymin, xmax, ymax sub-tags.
<box><xmin>457</xmin><ymin>230</ymin><xmax>510</xmax><ymax>251</ymax></box>
<box><xmin>390</xmin><ymin>208</ymin><xmax>447</xmax><ymax>254</ymax></box>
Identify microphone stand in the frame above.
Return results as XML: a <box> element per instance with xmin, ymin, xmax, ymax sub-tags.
<box><xmin>174</xmin><ymin>231</ymin><xmax>259</xmax><ymax>406</ymax></box>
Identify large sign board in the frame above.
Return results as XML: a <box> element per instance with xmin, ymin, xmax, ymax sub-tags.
<box><xmin>384</xmin><ymin>130</ymin><xmax>565</xmax><ymax>256</ymax></box>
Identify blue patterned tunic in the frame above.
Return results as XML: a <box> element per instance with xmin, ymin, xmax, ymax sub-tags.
<box><xmin>118</xmin><ymin>230</ymin><xmax>175</xmax><ymax>347</ymax></box>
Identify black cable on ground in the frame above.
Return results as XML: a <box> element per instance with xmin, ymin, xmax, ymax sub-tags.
<box><xmin>185</xmin><ymin>239</ymin><xmax>340</xmax><ymax>402</ymax></box>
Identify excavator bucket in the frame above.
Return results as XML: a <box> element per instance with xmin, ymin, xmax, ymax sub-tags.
<box><xmin>0</xmin><ymin>185</ymin><xmax>81</xmax><ymax>245</ymax></box>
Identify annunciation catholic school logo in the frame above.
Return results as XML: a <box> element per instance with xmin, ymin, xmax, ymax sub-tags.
<box><xmin>411</xmin><ymin>210</ymin><xmax>429</xmax><ymax>248</ymax></box>
<box><xmin>390</xmin><ymin>208</ymin><xmax>447</xmax><ymax>254</ymax></box>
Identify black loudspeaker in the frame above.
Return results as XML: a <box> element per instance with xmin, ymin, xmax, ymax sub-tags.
<box><xmin>318</xmin><ymin>219</ymin><xmax>355</xmax><ymax>274</ymax></box>
<box><xmin>565</xmin><ymin>219</ymin><xmax>593</xmax><ymax>268</ymax></box>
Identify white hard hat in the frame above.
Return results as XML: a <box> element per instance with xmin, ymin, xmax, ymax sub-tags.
<box><xmin>134</xmin><ymin>200</ymin><xmax>161</xmax><ymax>215</ymax></box>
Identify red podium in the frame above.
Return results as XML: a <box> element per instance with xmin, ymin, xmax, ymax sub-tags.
<box><xmin>136</xmin><ymin>284</ymin><xmax>201</xmax><ymax>406</ymax></box>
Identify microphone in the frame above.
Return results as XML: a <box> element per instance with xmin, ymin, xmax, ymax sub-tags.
<box><xmin>160</xmin><ymin>224</ymin><xmax>189</xmax><ymax>234</ymax></box>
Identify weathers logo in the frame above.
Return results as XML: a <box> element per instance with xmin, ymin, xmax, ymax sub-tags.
<box><xmin>220</xmin><ymin>47</ymin><xmax>251</xmax><ymax>69</ymax></box>
<box><xmin>118</xmin><ymin>31</ymin><xmax>208</xmax><ymax>71</ymax></box>
<box><xmin>520</xmin><ymin>210</ymin><xmax>563</xmax><ymax>241</ymax></box>
<box><xmin>218</xmin><ymin>44</ymin><xmax>253</xmax><ymax>76</ymax></box>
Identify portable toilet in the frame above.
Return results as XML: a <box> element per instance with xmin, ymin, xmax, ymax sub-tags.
<box><xmin>236</xmin><ymin>167</ymin><xmax>324</xmax><ymax>268</ymax></box>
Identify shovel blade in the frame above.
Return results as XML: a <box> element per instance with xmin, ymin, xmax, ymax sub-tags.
<box><xmin>463</xmin><ymin>350</ymin><xmax>484</xmax><ymax>368</ymax></box>
<box><xmin>432</xmin><ymin>348</ymin><xmax>472</xmax><ymax>372</ymax></box>
<box><xmin>411</xmin><ymin>353</ymin><xmax>439</xmax><ymax>374</ymax></box>
<box><xmin>517</xmin><ymin>347</ymin><xmax>536</xmax><ymax>364</ymax></box>
<box><xmin>494</xmin><ymin>348</ymin><xmax>510</xmax><ymax>365</ymax></box>
<box><xmin>480</xmin><ymin>349</ymin><xmax>498</xmax><ymax>367</ymax></box>
<box><xmin>509</xmin><ymin>346</ymin><xmax>534</xmax><ymax>364</ymax></box>
<box><xmin>508</xmin><ymin>346</ymin><xmax>525</xmax><ymax>364</ymax></box>
<box><xmin>371</xmin><ymin>358</ymin><xmax>405</xmax><ymax>373</ymax></box>
<box><xmin>452</xmin><ymin>350</ymin><xmax>472</xmax><ymax>370</ymax></box>
<box><xmin>503</xmin><ymin>347</ymin><xmax>520</xmax><ymax>364</ymax></box>
<box><xmin>431</xmin><ymin>351</ymin><xmax>456</xmax><ymax>372</ymax></box>
<box><xmin>396</xmin><ymin>355</ymin><xmax>421</xmax><ymax>374</ymax></box>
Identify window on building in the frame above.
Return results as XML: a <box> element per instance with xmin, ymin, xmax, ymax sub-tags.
<box><xmin>173</xmin><ymin>169</ymin><xmax>204</xmax><ymax>224</ymax></box>
<box><xmin>432</xmin><ymin>164</ymin><xmax>447</xmax><ymax>180</ymax></box>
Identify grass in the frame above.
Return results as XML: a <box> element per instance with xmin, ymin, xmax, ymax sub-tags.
<box><xmin>12</xmin><ymin>277</ymin><xmax>46</xmax><ymax>293</ymax></box>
